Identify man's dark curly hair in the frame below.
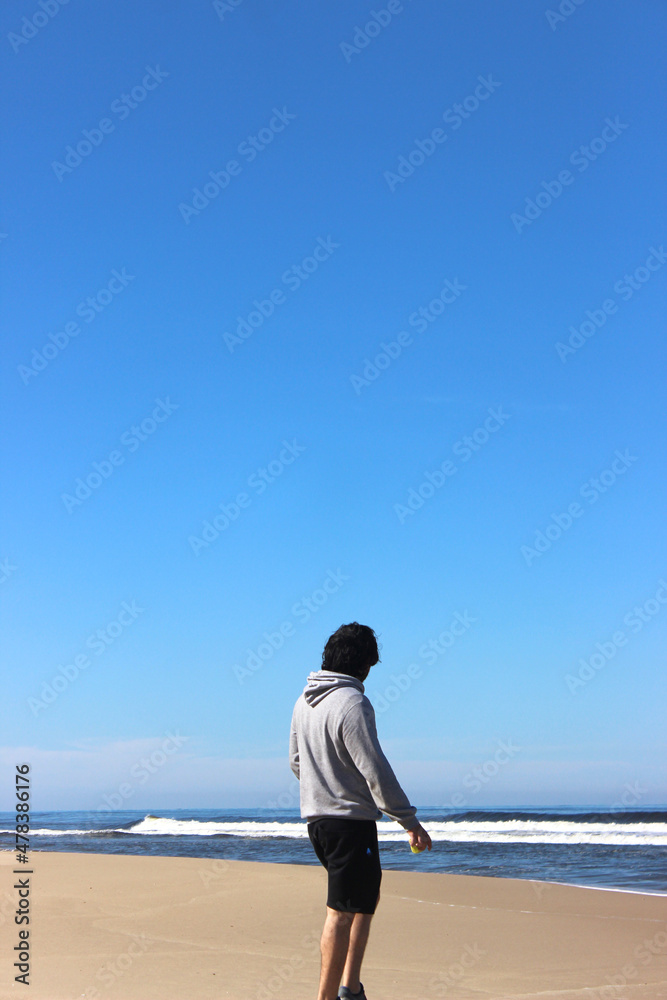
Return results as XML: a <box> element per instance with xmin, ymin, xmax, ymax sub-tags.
<box><xmin>321</xmin><ymin>622</ymin><xmax>380</xmax><ymax>678</ymax></box>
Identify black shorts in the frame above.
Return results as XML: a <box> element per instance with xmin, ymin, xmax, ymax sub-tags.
<box><xmin>307</xmin><ymin>818</ymin><xmax>382</xmax><ymax>914</ymax></box>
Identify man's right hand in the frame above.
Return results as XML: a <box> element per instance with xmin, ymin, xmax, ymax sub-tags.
<box><xmin>408</xmin><ymin>822</ymin><xmax>432</xmax><ymax>852</ymax></box>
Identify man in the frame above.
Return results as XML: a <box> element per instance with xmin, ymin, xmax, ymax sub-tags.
<box><xmin>289</xmin><ymin>622</ymin><xmax>431</xmax><ymax>1000</ymax></box>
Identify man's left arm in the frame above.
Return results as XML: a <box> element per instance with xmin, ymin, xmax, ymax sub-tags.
<box><xmin>341</xmin><ymin>699</ymin><xmax>419</xmax><ymax>831</ymax></box>
<box><xmin>289</xmin><ymin>708</ymin><xmax>300</xmax><ymax>780</ymax></box>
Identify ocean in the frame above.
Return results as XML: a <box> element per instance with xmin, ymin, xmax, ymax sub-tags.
<box><xmin>3</xmin><ymin>807</ymin><xmax>666</xmax><ymax>895</ymax></box>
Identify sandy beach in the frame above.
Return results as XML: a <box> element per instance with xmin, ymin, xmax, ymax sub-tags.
<box><xmin>1</xmin><ymin>850</ymin><xmax>666</xmax><ymax>1000</ymax></box>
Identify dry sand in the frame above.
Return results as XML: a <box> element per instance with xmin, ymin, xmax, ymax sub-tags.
<box><xmin>1</xmin><ymin>850</ymin><xmax>666</xmax><ymax>999</ymax></box>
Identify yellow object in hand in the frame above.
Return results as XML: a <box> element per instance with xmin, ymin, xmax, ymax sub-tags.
<box><xmin>410</xmin><ymin>844</ymin><xmax>425</xmax><ymax>853</ymax></box>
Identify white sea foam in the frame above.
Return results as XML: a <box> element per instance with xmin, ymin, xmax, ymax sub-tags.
<box><xmin>8</xmin><ymin>816</ymin><xmax>667</xmax><ymax>846</ymax></box>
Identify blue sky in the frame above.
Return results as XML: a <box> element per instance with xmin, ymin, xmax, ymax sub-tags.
<box><xmin>2</xmin><ymin>0</ymin><xmax>665</xmax><ymax>811</ymax></box>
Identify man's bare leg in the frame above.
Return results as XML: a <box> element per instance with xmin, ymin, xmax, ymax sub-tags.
<box><xmin>340</xmin><ymin>912</ymin><xmax>373</xmax><ymax>993</ymax></box>
<box><xmin>318</xmin><ymin>907</ymin><xmax>354</xmax><ymax>1000</ymax></box>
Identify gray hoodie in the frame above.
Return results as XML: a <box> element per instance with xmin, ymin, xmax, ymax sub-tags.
<box><xmin>289</xmin><ymin>670</ymin><xmax>418</xmax><ymax>831</ymax></box>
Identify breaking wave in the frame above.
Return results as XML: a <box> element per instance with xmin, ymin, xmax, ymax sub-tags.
<box><xmin>9</xmin><ymin>812</ymin><xmax>667</xmax><ymax>846</ymax></box>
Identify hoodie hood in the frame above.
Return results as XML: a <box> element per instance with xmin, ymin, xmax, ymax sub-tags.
<box><xmin>303</xmin><ymin>670</ymin><xmax>364</xmax><ymax>707</ymax></box>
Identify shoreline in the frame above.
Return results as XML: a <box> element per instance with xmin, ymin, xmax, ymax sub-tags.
<box><xmin>2</xmin><ymin>850</ymin><xmax>666</xmax><ymax>999</ymax></box>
